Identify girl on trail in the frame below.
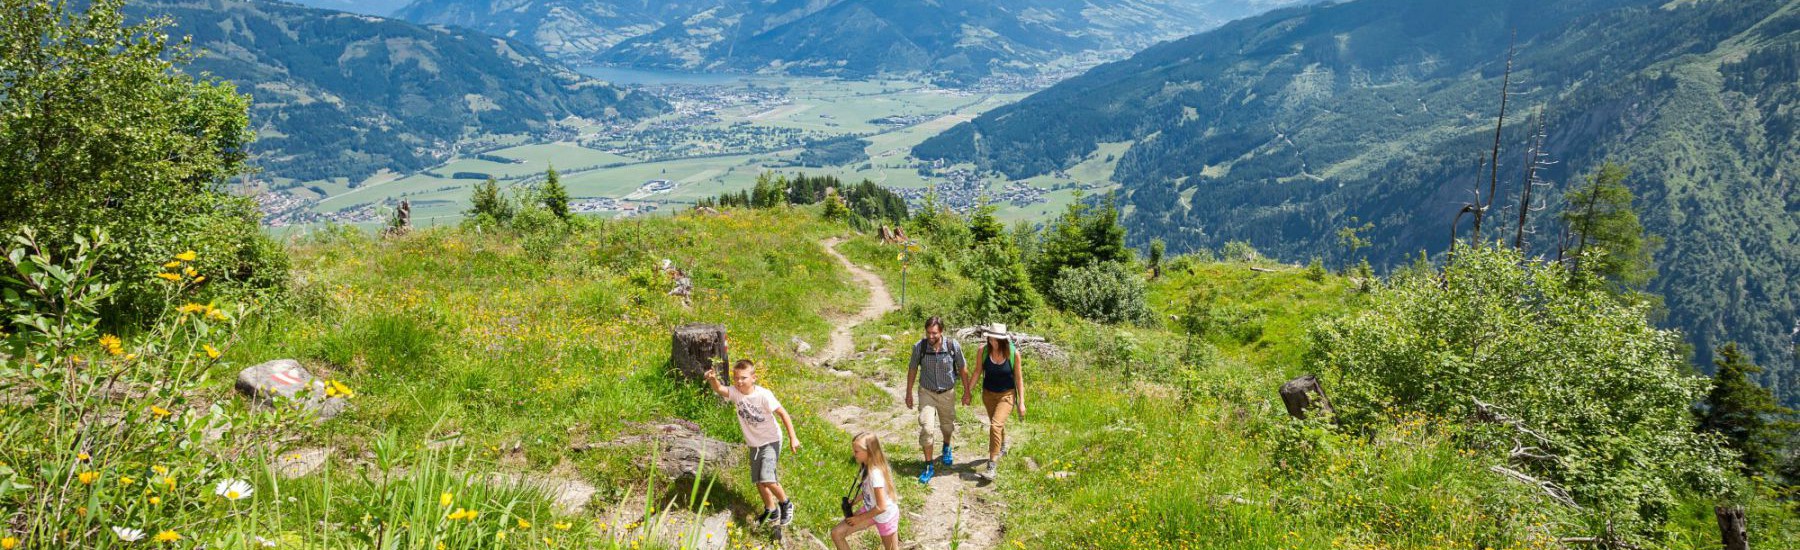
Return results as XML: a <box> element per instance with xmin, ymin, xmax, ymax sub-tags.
<box><xmin>965</xmin><ymin>323</ymin><xmax>1024</xmax><ymax>482</ymax></box>
<box><xmin>830</xmin><ymin>432</ymin><xmax>901</xmax><ymax>550</ymax></box>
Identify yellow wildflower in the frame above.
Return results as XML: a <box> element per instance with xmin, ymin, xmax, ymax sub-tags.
<box><xmin>326</xmin><ymin>380</ymin><xmax>355</xmax><ymax>398</ymax></box>
<box><xmin>517</xmin><ymin>518</ymin><xmax>531</xmax><ymax>529</ymax></box>
<box><xmin>439</xmin><ymin>492</ymin><xmax>453</xmax><ymax>507</ymax></box>
<box><xmin>447</xmin><ymin>508</ymin><xmax>478</xmax><ymax>521</ymax></box>
<box><xmin>206</xmin><ymin>308</ymin><xmax>226</xmax><ymax>321</ymax></box>
<box><xmin>1</xmin><ymin>537</ymin><xmax>16</xmax><ymax>550</ymax></box>
<box><xmin>77</xmin><ymin>452</ymin><xmax>90</xmax><ymax>462</ymax></box>
<box><xmin>99</xmin><ymin>335</ymin><xmax>124</xmax><ymax>356</ymax></box>
<box><xmin>120</xmin><ymin>476</ymin><xmax>135</xmax><ymax>486</ymax></box>
<box><xmin>554</xmin><ymin>522</ymin><xmax>571</xmax><ymax>531</ymax></box>
<box><xmin>203</xmin><ymin>344</ymin><xmax>220</xmax><ymax>360</ymax></box>
<box><xmin>162</xmin><ymin>476</ymin><xmax>176</xmax><ymax>490</ymax></box>
<box><xmin>163</xmin><ymin>261</ymin><xmax>182</xmax><ymax>268</ymax></box>
<box><xmin>151</xmin><ymin>406</ymin><xmax>171</xmax><ymax>418</ymax></box>
<box><xmin>155</xmin><ymin>273</ymin><xmax>181</xmax><ymax>282</ymax></box>
<box><xmin>182</xmin><ymin>267</ymin><xmax>197</xmax><ymax>278</ymax></box>
<box><xmin>154</xmin><ymin>530</ymin><xmax>181</xmax><ymax>543</ymax></box>
<box><xmin>151</xmin><ymin>465</ymin><xmax>168</xmax><ymax>475</ymax></box>
<box><xmin>175</xmin><ymin>250</ymin><xmax>197</xmax><ymax>262</ymax></box>
<box><xmin>148</xmin><ymin>496</ymin><xmax>161</xmax><ymax>506</ymax></box>
<box><xmin>78</xmin><ymin>471</ymin><xmax>99</xmax><ymax>485</ymax></box>
<box><xmin>177</xmin><ymin>303</ymin><xmax>208</xmax><ymax>315</ymax></box>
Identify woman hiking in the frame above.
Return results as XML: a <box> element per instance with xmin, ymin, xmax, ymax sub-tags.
<box><xmin>965</xmin><ymin>323</ymin><xmax>1024</xmax><ymax>482</ymax></box>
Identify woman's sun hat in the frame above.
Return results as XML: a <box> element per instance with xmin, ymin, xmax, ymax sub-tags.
<box><xmin>982</xmin><ymin>323</ymin><xmax>1010</xmax><ymax>340</ymax></box>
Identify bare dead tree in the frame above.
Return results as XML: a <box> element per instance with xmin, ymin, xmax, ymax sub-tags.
<box><xmin>1473</xmin><ymin>33</ymin><xmax>1518</xmax><ymax>244</ymax></box>
<box><xmin>1514</xmin><ymin>109</ymin><xmax>1554</xmax><ymax>251</ymax></box>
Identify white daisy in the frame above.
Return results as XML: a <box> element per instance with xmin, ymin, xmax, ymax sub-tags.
<box><xmin>111</xmin><ymin>526</ymin><xmax>145</xmax><ymax>542</ymax></box>
<box><xmin>253</xmin><ymin>535</ymin><xmax>277</xmax><ymax>547</ymax></box>
<box><xmin>214</xmin><ymin>478</ymin><xmax>254</xmax><ymax>501</ymax></box>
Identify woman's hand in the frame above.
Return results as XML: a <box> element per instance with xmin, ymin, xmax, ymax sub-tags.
<box><xmin>1016</xmin><ymin>402</ymin><xmax>1026</xmax><ymax>419</ymax></box>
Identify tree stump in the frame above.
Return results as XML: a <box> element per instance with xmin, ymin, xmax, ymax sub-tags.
<box><xmin>1716</xmin><ymin>505</ymin><xmax>1749</xmax><ymax>550</ymax></box>
<box><xmin>1278</xmin><ymin>375</ymin><xmax>1334</xmax><ymax>420</ymax></box>
<box><xmin>670</xmin><ymin>323</ymin><xmax>729</xmax><ymax>380</ymax></box>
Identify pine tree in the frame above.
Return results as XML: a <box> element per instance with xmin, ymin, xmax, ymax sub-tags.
<box><xmin>468</xmin><ymin>177</ymin><xmax>513</xmax><ymax>222</ymax></box>
<box><xmin>1561</xmin><ymin>162</ymin><xmax>1659</xmax><ymax>289</ymax></box>
<box><xmin>1148</xmin><ymin>238</ymin><xmax>1166</xmax><ymax>279</ymax></box>
<box><xmin>968</xmin><ymin>202</ymin><xmax>1006</xmax><ymax>245</ymax></box>
<box><xmin>1696</xmin><ymin>343</ymin><xmax>1795</xmax><ymax>476</ymax></box>
<box><xmin>1031</xmin><ymin>192</ymin><xmax>1131</xmax><ymax>293</ymax></box>
<box><xmin>541</xmin><ymin>166</ymin><xmax>570</xmax><ymax>220</ymax></box>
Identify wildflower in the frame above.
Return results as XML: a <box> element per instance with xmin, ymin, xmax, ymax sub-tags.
<box><xmin>178</xmin><ymin>303</ymin><xmax>208</xmax><ymax>315</ymax></box>
<box><xmin>253</xmin><ymin>535</ymin><xmax>277</xmax><ymax>548</ymax></box>
<box><xmin>112</xmin><ymin>527</ymin><xmax>146</xmax><ymax>542</ymax></box>
<box><xmin>151</xmin><ymin>406</ymin><xmax>171</xmax><ymax>418</ymax></box>
<box><xmin>517</xmin><ymin>518</ymin><xmax>531</xmax><ymax>529</ymax></box>
<box><xmin>214</xmin><ymin>478</ymin><xmax>253</xmax><ymax>501</ymax></box>
<box><xmin>148</xmin><ymin>496</ymin><xmax>161</xmax><ymax>505</ymax></box>
<box><xmin>193</xmin><ymin>276</ymin><xmax>206</xmax><ymax>283</ymax></box>
<box><xmin>152</xmin><ymin>465</ymin><xmax>168</xmax><ymax>475</ymax></box>
<box><xmin>99</xmin><ymin>335</ymin><xmax>124</xmax><ymax>356</ymax></box>
<box><xmin>183</xmin><ymin>267</ymin><xmax>197</xmax><ymax>278</ymax></box>
<box><xmin>447</xmin><ymin>508</ymin><xmax>478</xmax><ymax>521</ymax></box>
<box><xmin>77</xmin><ymin>452</ymin><xmax>90</xmax><ymax>462</ymax></box>
<box><xmin>120</xmin><ymin>476</ymin><xmax>135</xmax><ymax>486</ymax></box>
<box><xmin>161</xmin><ymin>476</ymin><xmax>176</xmax><ymax>490</ymax></box>
<box><xmin>163</xmin><ymin>260</ymin><xmax>182</xmax><ymax>268</ymax></box>
<box><xmin>1</xmin><ymin>537</ymin><xmax>15</xmax><ymax>550</ymax></box>
<box><xmin>496</xmin><ymin>530</ymin><xmax>507</xmax><ymax>541</ymax></box>
<box><xmin>206</xmin><ymin>308</ymin><xmax>227</xmax><ymax>321</ymax></box>
<box><xmin>325</xmin><ymin>380</ymin><xmax>354</xmax><ymax>398</ymax></box>
<box><xmin>155</xmin><ymin>272</ymin><xmax>181</xmax><ymax>282</ymax></box>
<box><xmin>78</xmin><ymin>471</ymin><xmax>99</xmax><ymax>485</ymax></box>
<box><xmin>554</xmin><ymin>522</ymin><xmax>571</xmax><ymax>531</ymax></box>
<box><xmin>154</xmin><ymin>530</ymin><xmax>181</xmax><ymax>543</ymax></box>
<box><xmin>439</xmin><ymin>492</ymin><xmax>453</xmax><ymax>507</ymax></box>
<box><xmin>175</xmin><ymin>250</ymin><xmax>197</xmax><ymax>262</ymax></box>
<box><xmin>203</xmin><ymin>344</ymin><xmax>220</xmax><ymax>360</ymax></box>
<box><xmin>436</xmin><ymin>542</ymin><xmax>446</xmax><ymax>550</ymax></box>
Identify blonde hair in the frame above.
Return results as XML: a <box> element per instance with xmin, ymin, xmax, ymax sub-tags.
<box><xmin>853</xmin><ymin>432</ymin><xmax>899</xmax><ymax>503</ymax></box>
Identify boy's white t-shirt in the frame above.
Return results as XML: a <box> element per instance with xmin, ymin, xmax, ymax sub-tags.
<box><xmin>725</xmin><ymin>385</ymin><xmax>783</xmax><ymax>448</ymax></box>
<box><xmin>859</xmin><ymin>467</ymin><xmax>900</xmax><ymax>524</ymax></box>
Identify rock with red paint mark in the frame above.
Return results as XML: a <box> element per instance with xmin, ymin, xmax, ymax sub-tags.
<box><xmin>234</xmin><ymin>359</ymin><xmax>349</xmax><ymax>422</ymax></box>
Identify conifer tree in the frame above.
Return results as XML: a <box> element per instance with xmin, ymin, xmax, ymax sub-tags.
<box><xmin>1696</xmin><ymin>343</ymin><xmax>1796</xmax><ymax>476</ymax></box>
<box><xmin>541</xmin><ymin>166</ymin><xmax>570</xmax><ymax>220</ymax></box>
<box><xmin>1561</xmin><ymin>162</ymin><xmax>1659</xmax><ymax>289</ymax></box>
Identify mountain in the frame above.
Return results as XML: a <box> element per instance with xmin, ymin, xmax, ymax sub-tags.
<box><xmin>914</xmin><ymin>0</ymin><xmax>1800</xmax><ymax>402</ymax></box>
<box><xmin>281</xmin><ymin>0</ymin><xmax>412</xmax><ymax>16</ymax></box>
<box><xmin>136</xmin><ymin>0</ymin><xmax>666</xmax><ymax>183</ymax></box>
<box><xmin>393</xmin><ymin>0</ymin><xmax>1315</xmax><ymax>82</ymax></box>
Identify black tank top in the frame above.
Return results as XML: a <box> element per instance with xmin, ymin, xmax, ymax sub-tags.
<box><xmin>981</xmin><ymin>347</ymin><xmax>1016</xmax><ymax>393</ymax></box>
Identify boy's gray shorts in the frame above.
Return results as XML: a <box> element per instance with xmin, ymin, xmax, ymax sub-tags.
<box><xmin>750</xmin><ymin>441</ymin><xmax>781</xmax><ymax>484</ymax></box>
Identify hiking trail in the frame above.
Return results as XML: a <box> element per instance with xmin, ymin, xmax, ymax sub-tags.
<box><xmin>809</xmin><ymin>237</ymin><xmax>1007</xmax><ymax>550</ymax></box>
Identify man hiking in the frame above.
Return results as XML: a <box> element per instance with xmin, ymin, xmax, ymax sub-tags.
<box><xmin>904</xmin><ymin>316</ymin><xmax>972</xmax><ymax>483</ymax></box>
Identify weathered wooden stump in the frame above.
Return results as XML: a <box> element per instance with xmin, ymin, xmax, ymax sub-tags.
<box><xmin>1278</xmin><ymin>374</ymin><xmax>1334</xmax><ymax>420</ymax></box>
<box><xmin>670</xmin><ymin>323</ymin><xmax>729</xmax><ymax>380</ymax></box>
<box><xmin>1716</xmin><ymin>505</ymin><xmax>1749</xmax><ymax>550</ymax></box>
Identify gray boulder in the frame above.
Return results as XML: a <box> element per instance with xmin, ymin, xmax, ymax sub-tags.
<box><xmin>234</xmin><ymin>359</ymin><xmax>349</xmax><ymax>422</ymax></box>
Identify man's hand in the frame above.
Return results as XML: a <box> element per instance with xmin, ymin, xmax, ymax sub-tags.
<box><xmin>904</xmin><ymin>392</ymin><xmax>914</xmax><ymax>409</ymax></box>
<box><xmin>961</xmin><ymin>394</ymin><xmax>972</xmax><ymax>407</ymax></box>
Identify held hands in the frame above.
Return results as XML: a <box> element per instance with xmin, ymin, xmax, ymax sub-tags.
<box><xmin>904</xmin><ymin>392</ymin><xmax>914</xmax><ymax>409</ymax></box>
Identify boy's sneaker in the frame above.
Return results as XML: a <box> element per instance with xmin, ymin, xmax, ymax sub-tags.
<box><xmin>779</xmin><ymin>501</ymin><xmax>795</xmax><ymax>526</ymax></box>
<box><xmin>918</xmin><ymin>463</ymin><xmax>935</xmax><ymax>483</ymax></box>
<box><xmin>941</xmin><ymin>445</ymin><xmax>954</xmax><ymax>466</ymax></box>
<box><xmin>758</xmin><ymin>509</ymin><xmax>777</xmax><ymax>526</ymax></box>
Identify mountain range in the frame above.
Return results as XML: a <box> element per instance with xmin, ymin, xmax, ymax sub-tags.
<box><xmin>393</xmin><ymin>0</ymin><xmax>1314</xmax><ymax>83</ymax></box>
<box><xmin>914</xmin><ymin>0</ymin><xmax>1800</xmax><ymax>402</ymax></box>
<box><xmin>136</xmin><ymin>0</ymin><xmax>665</xmax><ymax>183</ymax></box>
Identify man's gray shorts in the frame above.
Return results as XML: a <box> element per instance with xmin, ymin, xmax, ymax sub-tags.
<box><xmin>749</xmin><ymin>441</ymin><xmax>781</xmax><ymax>484</ymax></box>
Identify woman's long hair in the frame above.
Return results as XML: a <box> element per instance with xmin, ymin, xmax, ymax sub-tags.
<box><xmin>853</xmin><ymin>432</ymin><xmax>899</xmax><ymax>503</ymax></box>
<box><xmin>987</xmin><ymin>336</ymin><xmax>1012</xmax><ymax>363</ymax></box>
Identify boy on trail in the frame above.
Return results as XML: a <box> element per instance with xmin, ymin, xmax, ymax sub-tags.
<box><xmin>705</xmin><ymin>359</ymin><xmax>802</xmax><ymax>526</ymax></box>
<box><xmin>904</xmin><ymin>316</ymin><xmax>972</xmax><ymax>483</ymax></box>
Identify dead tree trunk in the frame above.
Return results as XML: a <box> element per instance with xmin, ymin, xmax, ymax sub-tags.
<box><xmin>670</xmin><ymin>323</ymin><xmax>730</xmax><ymax>380</ymax></box>
<box><xmin>1279</xmin><ymin>375</ymin><xmax>1334</xmax><ymax>420</ymax></box>
<box><xmin>1716</xmin><ymin>505</ymin><xmax>1749</xmax><ymax>550</ymax></box>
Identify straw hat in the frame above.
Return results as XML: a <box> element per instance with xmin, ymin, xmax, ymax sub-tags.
<box><xmin>981</xmin><ymin>323</ymin><xmax>1011</xmax><ymax>340</ymax></box>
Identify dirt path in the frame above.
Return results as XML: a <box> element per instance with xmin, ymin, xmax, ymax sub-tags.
<box><xmin>813</xmin><ymin>238</ymin><xmax>1005</xmax><ymax>550</ymax></box>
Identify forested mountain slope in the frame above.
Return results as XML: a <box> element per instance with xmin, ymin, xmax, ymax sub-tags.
<box><xmin>915</xmin><ymin>0</ymin><xmax>1800</xmax><ymax>402</ymax></box>
<box><xmin>395</xmin><ymin>0</ymin><xmax>1315</xmax><ymax>83</ymax></box>
<box><xmin>137</xmin><ymin>0</ymin><xmax>665</xmax><ymax>182</ymax></box>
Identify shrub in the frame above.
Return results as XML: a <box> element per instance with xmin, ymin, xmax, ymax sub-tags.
<box><xmin>1221</xmin><ymin>240</ymin><xmax>1259</xmax><ymax>262</ymax></box>
<box><xmin>1047</xmin><ymin>262</ymin><xmax>1153</xmax><ymax>326</ymax></box>
<box><xmin>959</xmin><ymin>242</ymin><xmax>1040</xmax><ymax>326</ymax></box>
<box><xmin>1309</xmin><ymin>243</ymin><xmax>1732</xmax><ymax>541</ymax></box>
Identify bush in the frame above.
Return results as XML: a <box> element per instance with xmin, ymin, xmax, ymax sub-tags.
<box><xmin>1221</xmin><ymin>240</ymin><xmax>1259</xmax><ymax>262</ymax></box>
<box><xmin>0</xmin><ymin>0</ymin><xmax>287</xmax><ymax>323</ymax></box>
<box><xmin>959</xmin><ymin>242</ymin><xmax>1040</xmax><ymax>326</ymax></box>
<box><xmin>1047</xmin><ymin>261</ymin><xmax>1154</xmax><ymax>326</ymax></box>
<box><xmin>1309</xmin><ymin>243</ymin><xmax>1732</xmax><ymax>541</ymax></box>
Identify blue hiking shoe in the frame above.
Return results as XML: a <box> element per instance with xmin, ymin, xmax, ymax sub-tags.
<box><xmin>918</xmin><ymin>463</ymin><xmax>935</xmax><ymax>484</ymax></box>
<box><xmin>941</xmin><ymin>445</ymin><xmax>954</xmax><ymax>466</ymax></box>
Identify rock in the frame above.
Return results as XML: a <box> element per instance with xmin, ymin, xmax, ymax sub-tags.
<box><xmin>669</xmin><ymin>324</ymin><xmax>730</xmax><ymax>380</ymax></box>
<box><xmin>234</xmin><ymin>359</ymin><xmax>349</xmax><ymax>422</ymax></box>
<box><xmin>1023</xmin><ymin>457</ymin><xmax>1040</xmax><ymax>471</ymax></box>
<box><xmin>696</xmin><ymin>511</ymin><xmax>730</xmax><ymax>550</ymax></box>
<box><xmin>791</xmin><ymin>336</ymin><xmax>812</xmax><ymax>356</ymax></box>
<box><xmin>487</xmin><ymin>472</ymin><xmax>597</xmax><ymax>515</ymax></box>
<box><xmin>878</xmin><ymin>334</ymin><xmax>892</xmax><ymax>342</ymax></box>
<box><xmin>273</xmin><ymin>448</ymin><xmax>332</xmax><ymax>479</ymax></box>
<box><xmin>1048</xmin><ymin>471</ymin><xmax>1076</xmax><ymax>480</ymax></box>
<box><xmin>574</xmin><ymin>420</ymin><xmax>737</xmax><ymax>481</ymax></box>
